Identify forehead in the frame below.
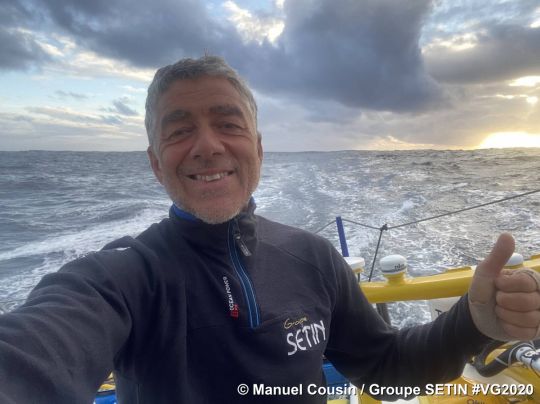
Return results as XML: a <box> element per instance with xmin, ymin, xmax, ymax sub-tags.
<box><xmin>156</xmin><ymin>76</ymin><xmax>250</xmax><ymax>118</ymax></box>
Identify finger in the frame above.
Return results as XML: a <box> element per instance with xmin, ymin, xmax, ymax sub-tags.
<box><xmin>501</xmin><ymin>322</ymin><xmax>537</xmax><ymax>340</ymax></box>
<box><xmin>495</xmin><ymin>270</ymin><xmax>538</xmax><ymax>293</ymax></box>
<box><xmin>475</xmin><ymin>233</ymin><xmax>515</xmax><ymax>278</ymax></box>
<box><xmin>495</xmin><ymin>306</ymin><xmax>540</xmax><ymax>328</ymax></box>
<box><xmin>495</xmin><ymin>291</ymin><xmax>540</xmax><ymax>312</ymax></box>
<box><xmin>469</xmin><ymin>233</ymin><xmax>515</xmax><ymax>304</ymax></box>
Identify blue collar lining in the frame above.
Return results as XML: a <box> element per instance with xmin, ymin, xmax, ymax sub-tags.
<box><xmin>172</xmin><ymin>204</ymin><xmax>199</xmax><ymax>222</ymax></box>
<box><xmin>172</xmin><ymin>197</ymin><xmax>256</xmax><ymax>222</ymax></box>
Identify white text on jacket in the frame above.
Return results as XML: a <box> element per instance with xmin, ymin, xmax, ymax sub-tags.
<box><xmin>286</xmin><ymin>320</ymin><xmax>326</xmax><ymax>356</ymax></box>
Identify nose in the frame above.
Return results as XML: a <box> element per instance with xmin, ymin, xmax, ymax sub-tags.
<box><xmin>190</xmin><ymin>125</ymin><xmax>226</xmax><ymax>159</ymax></box>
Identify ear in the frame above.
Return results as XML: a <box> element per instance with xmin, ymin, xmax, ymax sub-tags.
<box><xmin>147</xmin><ymin>146</ymin><xmax>164</xmax><ymax>184</ymax></box>
<box><xmin>257</xmin><ymin>132</ymin><xmax>263</xmax><ymax>162</ymax></box>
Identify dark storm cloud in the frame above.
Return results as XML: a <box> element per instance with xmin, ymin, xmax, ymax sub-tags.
<box><xmin>426</xmin><ymin>23</ymin><xmax>540</xmax><ymax>83</ymax></box>
<box><xmin>0</xmin><ymin>0</ymin><xmax>540</xmax><ymax>116</ymax></box>
<box><xmin>0</xmin><ymin>0</ymin><xmax>51</xmax><ymax>70</ymax></box>
<box><xmin>0</xmin><ymin>27</ymin><xmax>50</xmax><ymax>71</ymax></box>
<box><xmin>3</xmin><ymin>0</ymin><xmax>443</xmax><ymax>113</ymax></box>
<box><xmin>35</xmin><ymin>0</ymin><xmax>243</xmax><ymax>67</ymax></box>
<box><xmin>244</xmin><ymin>0</ymin><xmax>443</xmax><ymax>112</ymax></box>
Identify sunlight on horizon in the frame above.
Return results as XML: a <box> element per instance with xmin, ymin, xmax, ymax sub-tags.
<box><xmin>478</xmin><ymin>132</ymin><xmax>540</xmax><ymax>149</ymax></box>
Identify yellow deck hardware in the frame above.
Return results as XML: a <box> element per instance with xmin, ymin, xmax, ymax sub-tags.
<box><xmin>355</xmin><ymin>253</ymin><xmax>540</xmax><ymax>404</ymax></box>
<box><xmin>361</xmin><ymin>255</ymin><xmax>540</xmax><ymax>303</ymax></box>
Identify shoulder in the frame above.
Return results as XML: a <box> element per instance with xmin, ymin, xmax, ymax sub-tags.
<box><xmin>255</xmin><ymin>215</ymin><xmax>346</xmax><ymax>273</ymax></box>
<box><xmin>59</xmin><ymin>218</ymin><xmax>175</xmax><ymax>286</ymax></box>
<box><xmin>256</xmin><ymin>215</ymin><xmax>332</xmax><ymax>248</ymax></box>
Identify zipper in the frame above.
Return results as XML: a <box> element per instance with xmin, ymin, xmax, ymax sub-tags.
<box><xmin>227</xmin><ymin>220</ymin><xmax>260</xmax><ymax>328</ymax></box>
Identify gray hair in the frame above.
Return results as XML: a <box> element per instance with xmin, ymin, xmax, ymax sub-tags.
<box><xmin>145</xmin><ymin>55</ymin><xmax>258</xmax><ymax>150</ymax></box>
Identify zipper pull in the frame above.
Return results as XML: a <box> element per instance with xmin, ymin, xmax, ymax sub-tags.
<box><xmin>233</xmin><ymin>223</ymin><xmax>252</xmax><ymax>257</ymax></box>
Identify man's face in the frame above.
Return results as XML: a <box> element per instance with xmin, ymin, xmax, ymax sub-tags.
<box><xmin>147</xmin><ymin>76</ymin><xmax>263</xmax><ymax>224</ymax></box>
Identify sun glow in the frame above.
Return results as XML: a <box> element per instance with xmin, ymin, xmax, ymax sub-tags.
<box><xmin>479</xmin><ymin>132</ymin><xmax>540</xmax><ymax>149</ymax></box>
<box><xmin>508</xmin><ymin>76</ymin><xmax>540</xmax><ymax>87</ymax></box>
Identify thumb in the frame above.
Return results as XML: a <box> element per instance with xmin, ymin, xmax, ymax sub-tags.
<box><xmin>469</xmin><ymin>233</ymin><xmax>515</xmax><ymax>304</ymax></box>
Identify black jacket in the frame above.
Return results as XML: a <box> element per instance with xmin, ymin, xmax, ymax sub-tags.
<box><xmin>0</xmin><ymin>203</ymin><xmax>489</xmax><ymax>403</ymax></box>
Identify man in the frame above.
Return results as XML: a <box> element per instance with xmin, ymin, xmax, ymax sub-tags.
<box><xmin>0</xmin><ymin>55</ymin><xmax>539</xmax><ymax>403</ymax></box>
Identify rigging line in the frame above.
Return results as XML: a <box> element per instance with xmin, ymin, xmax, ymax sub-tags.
<box><xmin>312</xmin><ymin>188</ymin><xmax>539</xmax><ymax>234</ymax></box>
<box><xmin>368</xmin><ymin>224</ymin><xmax>388</xmax><ymax>282</ymax></box>
<box><xmin>386</xmin><ymin>188</ymin><xmax>540</xmax><ymax>230</ymax></box>
<box><xmin>341</xmin><ymin>218</ymin><xmax>380</xmax><ymax>231</ymax></box>
<box><xmin>313</xmin><ymin>220</ymin><xmax>336</xmax><ymax>234</ymax></box>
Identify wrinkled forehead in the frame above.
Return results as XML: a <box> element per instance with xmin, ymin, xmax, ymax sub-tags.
<box><xmin>159</xmin><ymin>104</ymin><xmax>249</xmax><ymax>135</ymax></box>
<box><xmin>157</xmin><ymin>76</ymin><xmax>256</xmax><ymax>124</ymax></box>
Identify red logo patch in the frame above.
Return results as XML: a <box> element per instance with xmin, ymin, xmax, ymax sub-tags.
<box><xmin>223</xmin><ymin>276</ymin><xmax>239</xmax><ymax>319</ymax></box>
<box><xmin>231</xmin><ymin>304</ymin><xmax>239</xmax><ymax>318</ymax></box>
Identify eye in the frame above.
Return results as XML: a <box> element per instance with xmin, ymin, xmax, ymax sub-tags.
<box><xmin>218</xmin><ymin>121</ymin><xmax>245</xmax><ymax>133</ymax></box>
<box><xmin>168</xmin><ymin>126</ymin><xmax>194</xmax><ymax>139</ymax></box>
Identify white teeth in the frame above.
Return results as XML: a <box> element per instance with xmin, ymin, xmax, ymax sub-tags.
<box><xmin>194</xmin><ymin>172</ymin><xmax>230</xmax><ymax>182</ymax></box>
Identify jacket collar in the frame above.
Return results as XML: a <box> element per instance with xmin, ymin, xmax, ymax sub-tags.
<box><xmin>168</xmin><ymin>198</ymin><xmax>257</xmax><ymax>252</ymax></box>
<box><xmin>170</xmin><ymin>197</ymin><xmax>256</xmax><ymax>223</ymax></box>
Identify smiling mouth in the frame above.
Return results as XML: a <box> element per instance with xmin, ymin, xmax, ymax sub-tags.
<box><xmin>187</xmin><ymin>170</ymin><xmax>234</xmax><ymax>182</ymax></box>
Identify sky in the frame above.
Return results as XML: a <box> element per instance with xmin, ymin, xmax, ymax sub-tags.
<box><xmin>1</xmin><ymin>0</ymin><xmax>540</xmax><ymax>151</ymax></box>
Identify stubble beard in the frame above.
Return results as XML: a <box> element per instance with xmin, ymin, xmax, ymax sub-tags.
<box><xmin>164</xmin><ymin>170</ymin><xmax>260</xmax><ymax>225</ymax></box>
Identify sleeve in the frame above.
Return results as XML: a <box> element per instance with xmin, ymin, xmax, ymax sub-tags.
<box><xmin>0</xmin><ymin>241</ymin><xmax>156</xmax><ymax>404</ymax></box>
<box><xmin>324</xmin><ymin>247</ymin><xmax>491</xmax><ymax>399</ymax></box>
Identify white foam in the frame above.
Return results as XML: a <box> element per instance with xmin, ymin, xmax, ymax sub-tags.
<box><xmin>0</xmin><ymin>206</ymin><xmax>167</xmax><ymax>262</ymax></box>
<box><xmin>0</xmin><ymin>205</ymin><xmax>169</xmax><ymax>300</ymax></box>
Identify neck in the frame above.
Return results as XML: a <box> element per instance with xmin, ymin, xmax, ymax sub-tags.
<box><xmin>172</xmin><ymin>197</ymin><xmax>256</xmax><ymax>224</ymax></box>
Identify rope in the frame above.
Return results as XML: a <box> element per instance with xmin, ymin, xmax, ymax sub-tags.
<box><xmin>313</xmin><ymin>220</ymin><xmax>335</xmax><ymax>234</ymax></box>
<box><xmin>317</xmin><ymin>188</ymin><xmax>540</xmax><ymax>282</ymax></box>
<box><xmin>387</xmin><ymin>188</ymin><xmax>540</xmax><ymax>230</ymax></box>
<box><xmin>335</xmin><ymin>188</ymin><xmax>540</xmax><ymax>233</ymax></box>
<box><xmin>342</xmin><ymin>219</ymin><xmax>380</xmax><ymax>231</ymax></box>
<box><xmin>368</xmin><ymin>224</ymin><xmax>388</xmax><ymax>281</ymax></box>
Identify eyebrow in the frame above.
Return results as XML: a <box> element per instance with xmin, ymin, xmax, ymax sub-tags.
<box><xmin>160</xmin><ymin>104</ymin><xmax>247</xmax><ymax>133</ymax></box>
<box><xmin>209</xmin><ymin>104</ymin><xmax>245</xmax><ymax>119</ymax></box>
<box><xmin>160</xmin><ymin>109</ymin><xmax>192</xmax><ymax>132</ymax></box>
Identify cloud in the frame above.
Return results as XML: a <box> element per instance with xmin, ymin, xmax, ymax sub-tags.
<box><xmin>223</xmin><ymin>0</ymin><xmax>284</xmax><ymax>44</ymax></box>
<box><xmin>55</xmin><ymin>90</ymin><xmax>88</xmax><ymax>100</ymax></box>
<box><xmin>28</xmin><ymin>106</ymin><xmax>104</xmax><ymax>124</ymax></box>
<box><xmin>0</xmin><ymin>0</ymin><xmax>53</xmax><ymax>70</ymax></box>
<box><xmin>0</xmin><ymin>27</ymin><xmax>51</xmax><ymax>70</ymax></box>
<box><xmin>0</xmin><ymin>108</ymin><xmax>146</xmax><ymax>151</ymax></box>
<box><xmin>110</xmin><ymin>98</ymin><xmax>138</xmax><ymax>116</ymax></box>
<box><xmin>101</xmin><ymin>115</ymin><xmax>124</xmax><ymax>125</ymax></box>
<box><xmin>257</xmin><ymin>75</ymin><xmax>540</xmax><ymax>151</ymax></box>
<box><xmin>32</xmin><ymin>0</ymin><xmax>241</xmax><ymax>67</ymax></box>
<box><xmin>26</xmin><ymin>105</ymin><xmax>140</xmax><ymax>127</ymax></box>
<box><xmin>100</xmin><ymin>97</ymin><xmax>139</xmax><ymax>117</ymax></box>
<box><xmin>426</xmin><ymin>24</ymin><xmax>540</xmax><ymax>83</ymax></box>
<box><xmin>121</xmin><ymin>85</ymin><xmax>147</xmax><ymax>93</ymax></box>
<box><xmin>4</xmin><ymin>0</ymin><xmax>444</xmax><ymax>114</ymax></box>
<box><xmin>52</xmin><ymin>49</ymin><xmax>155</xmax><ymax>82</ymax></box>
<box><xmin>2</xmin><ymin>0</ymin><xmax>540</xmax><ymax>151</ymax></box>
<box><xmin>0</xmin><ymin>125</ymin><xmax>141</xmax><ymax>151</ymax></box>
<box><xmin>241</xmin><ymin>0</ymin><xmax>443</xmax><ymax>112</ymax></box>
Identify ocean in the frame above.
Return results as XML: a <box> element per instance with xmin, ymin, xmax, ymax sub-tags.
<box><xmin>1</xmin><ymin>149</ymin><xmax>539</xmax><ymax>325</ymax></box>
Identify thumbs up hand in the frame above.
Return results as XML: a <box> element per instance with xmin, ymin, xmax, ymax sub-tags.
<box><xmin>468</xmin><ymin>233</ymin><xmax>540</xmax><ymax>341</ymax></box>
